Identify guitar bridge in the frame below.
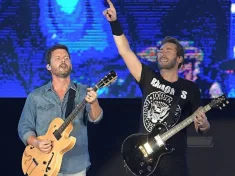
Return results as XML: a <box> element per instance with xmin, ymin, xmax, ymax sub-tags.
<box><xmin>139</xmin><ymin>146</ymin><xmax>148</xmax><ymax>158</ymax></box>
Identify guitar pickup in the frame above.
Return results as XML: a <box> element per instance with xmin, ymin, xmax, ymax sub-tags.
<box><xmin>139</xmin><ymin>146</ymin><xmax>149</xmax><ymax>158</ymax></box>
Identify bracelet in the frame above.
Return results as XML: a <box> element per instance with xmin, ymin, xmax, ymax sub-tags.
<box><xmin>110</xmin><ymin>20</ymin><xmax>124</xmax><ymax>36</ymax></box>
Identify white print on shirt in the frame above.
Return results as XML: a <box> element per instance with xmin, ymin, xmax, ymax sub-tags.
<box><xmin>150</xmin><ymin>78</ymin><xmax>188</xmax><ymax>99</ymax></box>
<box><xmin>143</xmin><ymin>91</ymin><xmax>182</xmax><ymax>132</ymax></box>
<box><xmin>151</xmin><ymin>78</ymin><xmax>175</xmax><ymax>95</ymax></box>
<box><xmin>181</xmin><ymin>91</ymin><xmax>187</xmax><ymax>99</ymax></box>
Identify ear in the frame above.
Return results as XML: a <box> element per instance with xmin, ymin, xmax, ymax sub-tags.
<box><xmin>46</xmin><ymin>64</ymin><xmax>51</xmax><ymax>71</ymax></box>
<box><xmin>177</xmin><ymin>56</ymin><xmax>183</xmax><ymax>65</ymax></box>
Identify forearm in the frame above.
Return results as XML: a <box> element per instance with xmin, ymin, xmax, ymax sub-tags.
<box><xmin>110</xmin><ymin>20</ymin><xmax>131</xmax><ymax>55</ymax></box>
<box><xmin>113</xmin><ymin>34</ymin><xmax>132</xmax><ymax>55</ymax></box>
<box><xmin>27</xmin><ymin>135</ymin><xmax>39</xmax><ymax>147</ymax></box>
<box><xmin>110</xmin><ymin>20</ymin><xmax>142</xmax><ymax>82</ymax></box>
<box><xmin>89</xmin><ymin>100</ymin><xmax>102</xmax><ymax>121</ymax></box>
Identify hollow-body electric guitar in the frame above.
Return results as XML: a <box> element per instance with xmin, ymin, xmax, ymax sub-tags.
<box><xmin>21</xmin><ymin>71</ymin><xmax>117</xmax><ymax>176</ymax></box>
<box><xmin>121</xmin><ymin>94</ymin><xmax>229</xmax><ymax>176</ymax></box>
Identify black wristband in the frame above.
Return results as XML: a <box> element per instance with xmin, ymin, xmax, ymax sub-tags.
<box><xmin>109</xmin><ymin>20</ymin><xmax>123</xmax><ymax>36</ymax></box>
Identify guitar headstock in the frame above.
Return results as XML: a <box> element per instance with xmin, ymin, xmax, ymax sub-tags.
<box><xmin>209</xmin><ymin>94</ymin><xmax>229</xmax><ymax>110</ymax></box>
<box><xmin>94</xmin><ymin>71</ymin><xmax>118</xmax><ymax>90</ymax></box>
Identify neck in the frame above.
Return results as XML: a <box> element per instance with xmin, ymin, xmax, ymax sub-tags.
<box><xmin>52</xmin><ymin>76</ymin><xmax>71</xmax><ymax>91</ymax></box>
<box><xmin>160</xmin><ymin>68</ymin><xmax>178</xmax><ymax>83</ymax></box>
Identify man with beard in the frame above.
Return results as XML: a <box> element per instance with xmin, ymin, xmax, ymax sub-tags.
<box><xmin>18</xmin><ymin>44</ymin><xmax>103</xmax><ymax>176</ymax></box>
<box><xmin>103</xmin><ymin>1</ymin><xmax>210</xmax><ymax>175</ymax></box>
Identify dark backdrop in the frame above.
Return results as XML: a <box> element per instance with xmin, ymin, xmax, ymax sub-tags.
<box><xmin>2</xmin><ymin>98</ymin><xmax>235</xmax><ymax>176</ymax></box>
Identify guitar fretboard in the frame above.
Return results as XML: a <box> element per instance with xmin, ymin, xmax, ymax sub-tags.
<box><xmin>55</xmin><ymin>71</ymin><xmax>117</xmax><ymax>135</ymax></box>
<box><xmin>161</xmin><ymin>104</ymin><xmax>211</xmax><ymax>142</ymax></box>
<box><xmin>57</xmin><ymin>86</ymin><xmax>98</xmax><ymax>134</ymax></box>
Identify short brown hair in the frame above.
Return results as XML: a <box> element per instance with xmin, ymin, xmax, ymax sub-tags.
<box><xmin>46</xmin><ymin>44</ymin><xmax>70</xmax><ymax>64</ymax></box>
<box><xmin>161</xmin><ymin>36</ymin><xmax>184</xmax><ymax>68</ymax></box>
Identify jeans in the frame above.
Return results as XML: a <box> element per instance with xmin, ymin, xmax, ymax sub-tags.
<box><xmin>58</xmin><ymin>170</ymin><xmax>86</xmax><ymax>176</ymax></box>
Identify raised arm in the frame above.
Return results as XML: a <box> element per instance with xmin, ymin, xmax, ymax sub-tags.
<box><xmin>103</xmin><ymin>0</ymin><xmax>142</xmax><ymax>82</ymax></box>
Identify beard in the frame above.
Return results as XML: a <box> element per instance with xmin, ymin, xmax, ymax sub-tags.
<box><xmin>157</xmin><ymin>56</ymin><xmax>177</xmax><ymax>70</ymax></box>
<box><xmin>51</xmin><ymin>64</ymin><xmax>72</xmax><ymax>78</ymax></box>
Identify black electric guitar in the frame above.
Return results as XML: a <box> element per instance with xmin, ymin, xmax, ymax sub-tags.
<box><xmin>121</xmin><ymin>94</ymin><xmax>229</xmax><ymax>176</ymax></box>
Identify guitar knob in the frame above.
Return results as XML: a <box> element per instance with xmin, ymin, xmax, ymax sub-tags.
<box><xmin>140</xmin><ymin>162</ymin><xmax>144</xmax><ymax>166</ymax></box>
<box><xmin>147</xmin><ymin>166</ymin><xmax>152</xmax><ymax>171</ymax></box>
<box><xmin>139</xmin><ymin>170</ymin><xmax>143</xmax><ymax>174</ymax></box>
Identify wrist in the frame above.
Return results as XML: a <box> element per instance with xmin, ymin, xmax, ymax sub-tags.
<box><xmin>110</xmin><ymin>19</ymin><xmax>123</xmax><ymax>36</ymax></box>
<box><xmin>32</xmin><ymin>138</ymin><xmax>39</xmax><ymax>148</ymax></box>
<box><xmin>90</xmin><ymin>99</ymin><xmax>98</xmax><ymax>105</ymax></box>
<box><xmin>198</xmin><ymin>122</ymin><xmax>210</xmax><ymax>133</ymax></box>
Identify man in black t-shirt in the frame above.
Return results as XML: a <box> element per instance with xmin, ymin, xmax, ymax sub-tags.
<box><xmin>103</xmin><ymin>1</ymin><xmax>210</xmax><ymax>175</ymax></box>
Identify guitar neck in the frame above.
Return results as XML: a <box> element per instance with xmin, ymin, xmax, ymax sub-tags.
<box><xmin>161</xmin><ymin>104</ymin><xmax>211</xmax><ymax>142</ymax></box>
<box><xmin>57</xmin><ymin>86</ymin><xmax>98</xmax><ymax>134</ymax></box>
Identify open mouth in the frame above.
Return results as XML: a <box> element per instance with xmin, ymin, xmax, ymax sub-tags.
<box><xmin>159</xmin><ymin>57</ymin><xmax>168</xmax><ymax>62</ymax></box>
<box><xmin>60</xmin><ymin>64</ymin><xmax>68</xmax><ymax>69</ymax></box>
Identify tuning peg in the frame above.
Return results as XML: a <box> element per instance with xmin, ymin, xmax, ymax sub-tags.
<box><xmin>219</xmin><ymin>107</ymin><xmax>222</xmax><ymax>110</ymax></box>
<box><xmin>223</xmin><ymin>104</ymin><xmax>226</xmax><ymax>107</ymax></box>
<box><xmin>226</xmin><ymin>101</ymin><xmax>229</xmax><ymax>104</ymax></box>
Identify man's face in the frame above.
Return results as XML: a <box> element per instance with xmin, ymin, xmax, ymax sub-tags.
<box><xmin>157</xmin><ymin>42</ymin><xmax>180</xmax><ymax>70</ymax></box>
<box><xmin>49</xmin><ymin>49</ymin><xmax>72</xmax><ymax>78</ymax></box>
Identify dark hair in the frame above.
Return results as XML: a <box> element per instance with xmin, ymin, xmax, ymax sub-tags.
<box><xmin>46</xmin><ymin>44</ymin><xmax>70</xmax><ymax>64</ymax></box>
<box><xmin>161</xmin><ymin>36</ymin><xmax>184</xmax><ymax>68</ymax></box>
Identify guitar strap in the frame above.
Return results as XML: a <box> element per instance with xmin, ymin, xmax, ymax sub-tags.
<box><xmin>65</xmin><ymin>84</ymin><xmax>88</xmax><ymax>126</ymax></box>
<box><xmin>65</xmin><ymin>83</ymin><xmax>77</xmax><ymax>118</ymax></box>
<box><xmin>167</xmin><ymin>78</ymin><xmax>182</xmax><ymax>127</ymax></box>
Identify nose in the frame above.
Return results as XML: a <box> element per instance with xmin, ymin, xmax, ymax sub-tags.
<box><xmin>61</xmin><ymin>58</ymin><xmax>65</xmax><ymax>63</ymax></box>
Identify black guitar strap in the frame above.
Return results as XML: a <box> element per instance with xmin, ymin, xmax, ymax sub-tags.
<box><xmin>65</xmin><ymin>84</ymin><xmax>77</xmax><ymax>118</ymax></box>
<box><xmin>167</xmin><ymin>78</ymin><xmax>182</xmax><ymax>127</ymax></box>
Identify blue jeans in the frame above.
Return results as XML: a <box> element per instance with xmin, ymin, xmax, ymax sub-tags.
<box><xmin>58</xmin><ymin>170</ymin><xmax>86</xmax><ymax>176</ymax></box>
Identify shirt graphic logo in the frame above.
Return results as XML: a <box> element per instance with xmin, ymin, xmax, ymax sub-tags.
<box><xmin>143</xmin><ymin>91</ymin><xmax>181</xmax><ymax>132</ymax></box>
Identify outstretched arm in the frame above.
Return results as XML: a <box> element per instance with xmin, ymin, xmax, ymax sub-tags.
<box><xmin>103</xmin><ymin>0</ymin><xmax>142</xmax><ymax>82</ymax></box>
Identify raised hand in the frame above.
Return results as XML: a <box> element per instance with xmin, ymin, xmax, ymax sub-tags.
<box><xmin>103</xmin><ymin>0</ymin><xmax>117</xmax><ymax>22</ymax></box>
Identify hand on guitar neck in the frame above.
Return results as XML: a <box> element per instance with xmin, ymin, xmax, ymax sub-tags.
<box><xmin>27</xmin><ymin>135</ymin><xmax>52</xmax><ymax>154</ymax></box>
<box><xmin>194</xmin><ymin>106</ymin><xmax>210</xmax><ymax>133</ymax></box>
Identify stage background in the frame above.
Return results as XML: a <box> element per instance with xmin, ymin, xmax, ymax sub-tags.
<box><xmin>1</xmin><ymin>0</ymin><xmax>235</xmax><ymax>176</ymax></box>
<box><xmin>0</xmin><ymin>0</ymin><xmax>234</xmax><ymax>98</ymax></box>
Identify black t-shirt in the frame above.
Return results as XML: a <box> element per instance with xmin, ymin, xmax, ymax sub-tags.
<box><xmin>138</xmin><ymin>64</ymin><xmax>201</xmax><ymax>153</ymax></box>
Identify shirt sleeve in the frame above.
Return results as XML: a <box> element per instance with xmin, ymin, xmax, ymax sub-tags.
<box><xmin>85</xmin><ymin>102</ymin><xmax>103</xmax><ymax>124</ymax></box>
<box><xmin>17</xmin><ymin>93</ymin><xmax>37</xmax><ymax>145</ymax></box>
<box><xmin>81</xmin><ymin>84</ymin><xmax>103</xmax><ymax>124</ymax></box>
<box><xmin>138</xmin><ymin>63</ymin><xmax>156</xmax><ymax>92</ymax></box>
